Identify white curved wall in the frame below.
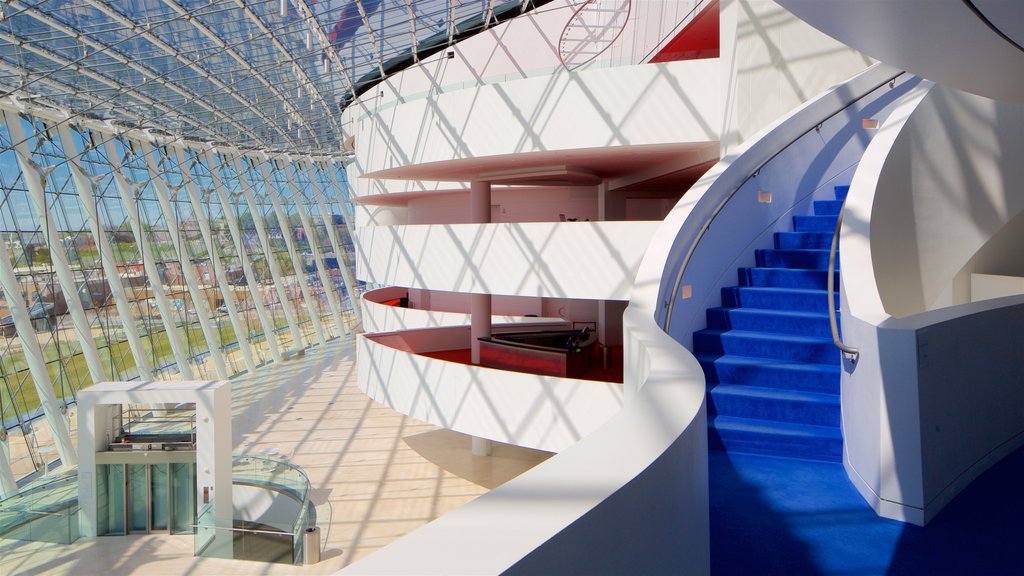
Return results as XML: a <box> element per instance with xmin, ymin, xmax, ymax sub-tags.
<box><xmin>778</xmin><ymin>0</ymin><xmax>1024</xmax><ymax>105</ymax></box>
<box><xmin>358</xmin><ymin>327</ymin><xmax>624</xmax><ymax>453</ymax></box>
<box><xmin>861</xmin><ymin>86</ymin><xmax>1024</xmax><ymax>316</ymax></box>
<box><xmin>841</xmin><ymin>83</ymin><xmax>1024</xmax><ymax>525</ymax></box>
<box><xmin>355</xmin><ymin>221</ymin><xmax>659</xmax><ymax>300</ymax></box>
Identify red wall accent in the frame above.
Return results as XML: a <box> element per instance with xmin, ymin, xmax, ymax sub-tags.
<box><xmin>650</xmin><ymin>0</ymin><xmax>720</xmax><ymax>63</ymax></box>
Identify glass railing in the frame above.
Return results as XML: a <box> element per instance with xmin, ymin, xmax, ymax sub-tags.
<box><xmin>0</xmin><ymin>470</ymin><xmax>80</xmax><ymax>544</ymax></box>
<box><xmin>194</xmin><ymin>454</ymin><xmax>313</xmax><ymax>565</ymax></box>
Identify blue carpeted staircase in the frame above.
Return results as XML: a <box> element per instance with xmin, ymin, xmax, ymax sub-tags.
<box><xmin>694</xmin><ymin>186</ymin><xmax>848</xmax><ymax>462</ymax></box>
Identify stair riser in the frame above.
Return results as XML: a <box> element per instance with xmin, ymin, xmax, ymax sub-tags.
<box><xmin>709</xmin><ymin>390</ymin><xmax>840</xmax><ymax>427</ymax></box>
<box><xmin>756</xmin><ymin>249</ymin><xmax>835</xmax><ymax>270</ymax></box>
<box><xmin>706</xmin><ymin>308</ymin><xmax>833</xmax><ymax>337</ymax></box>
<box><xmin>793</xmin><ymin>215</ymin><xmax>838</xmax><ymax>232</ymax></box>
<box><xmin>709</xmin><ymin>431</ymin><xmax>843</xmax><ymax>463</ymax></box>
<box><xmin>814</xmin><ymin>199</ymin><xmax>844</xmax><ymax>216</ymax></box>
<box><xmin>694</xmin><ymin>332</ymin><xmax>839</xmax><ymax>364</ymax></box>
<box><xmin>834</xmin><ymin>186</ymin><xmax>849</xmax><ymax>201</ymax></box>
<box><xmin>722</xmin><ymin>287</ymin><xmax>838</xmax><ymax>313</ymax></box>
<box><xmin>740</xmin><ymin>268</ymin><xmax>840</xmax><ymax>290</ymax></box>
<box><xmin>774</xmin><ymin>232</ymin><xmax>832</xmax><ymax>250</ymax></box>
<box><xmin>699</xmin><ymin>358</ymin><xmax>840</xmax><ymax>394</ymax></box>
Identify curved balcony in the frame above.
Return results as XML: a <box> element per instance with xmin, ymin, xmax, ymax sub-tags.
<box><xmin>357</xmin><ymin>326</ymin><xmax>624</xmax><ymax>454</ymax></box>
<box><xmin>355</xmin><ymin>221</ymin><xmax>659</xmax><ymax>300</ymax></box>
<box><xmin>362</xmin><ymin>286</ymin><xmax>568</xmax><ymax>333</ymax></box>
<box><xmin>351</xmin><ymin>58</ymin><xmax>720</xmax><ymax>195</ymax></box>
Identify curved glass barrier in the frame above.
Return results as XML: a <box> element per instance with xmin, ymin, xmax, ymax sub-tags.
<box><xmin>194</xmin><ymin>453</ymin><xmax>314</xmax><ymax>565</ymax></box>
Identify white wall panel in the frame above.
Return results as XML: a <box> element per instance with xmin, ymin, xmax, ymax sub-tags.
<box><xmin>356</xmin><ymin>221</ymin><xmax>658</xmax><ymax>300</ymax></box>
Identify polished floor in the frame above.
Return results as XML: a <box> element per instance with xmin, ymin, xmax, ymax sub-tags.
<box><xmin>0</xmin><ymin>340</ymin><xmax>551</xmax><ymax>575</ymax></box>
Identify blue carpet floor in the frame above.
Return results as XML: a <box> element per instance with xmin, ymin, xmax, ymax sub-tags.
<box><xmin>709</xmin><ymin>446</ymin><xmax>1024</xmax><ymax>575</ymax></box>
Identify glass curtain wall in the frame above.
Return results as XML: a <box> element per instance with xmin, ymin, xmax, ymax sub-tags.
<box><xmin>0</xmin><ymin>109</ymin><xmax>356</xmax><ymax>486</ymax></box>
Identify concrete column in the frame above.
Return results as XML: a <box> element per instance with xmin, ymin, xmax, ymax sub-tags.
<box><xmin>230</xmin><ymin>154</ymin><xmax>304</xmax><ymax>351</ymax></box>
<box><xmin>471</xmin><ymin>436</ymin><xmax>493</xmax><ymax>457</ymax></box>
<box><xmin>471</xmin><ymin>294</ymin><xmax>492</xmax><ymax>365</ymax></box>
<box><xmin>0</xmin><ymin>432</ymin><xmax>18</xmax><ymax>497</ymax></box>
<box><xmin>58</xmin><ymin>125</ymin><xmax>155</xmax><ymax>381</ymax></box>
<box><xmin>204</xmin><ymin>148</ymin><xmax>282</xmax><ymax>364</ymax></box>
<box><xmin>103</xmin><ymin>139</ymin><xmax>195</xmax><ymax>379</ymax></box>
<box><xmin>470</xmin><ymin>180</ymin><xmax>491</xmax><ymax>224</ymax></box>
<box><xmin>173</xmin><ymin>148</ymin><xmax>258</xmax><ymax>376</ymax></box>
<box><xmin>469</xmin><ymin>181</ymin><xmax>492</xmax><ymax>365</ymax></box>
<box><xmin>4</xmin><ymin>112</ymin><xmax>108</xmax><ymax>386</ymax></box>
<box><xmin>139</xmin><ymin>141</ymin><xmax>229</xmax><ymax>380</ymax></box>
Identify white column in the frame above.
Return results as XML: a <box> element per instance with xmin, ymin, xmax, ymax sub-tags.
<box><xmin>469</xmin><ymin>181</ymin><xmax>492</xmax><ymax>365</ymax></box>
<box><xmin>0</xmin><ymin>229</ymin><xmax>75</xmax><ymax>465</ymax></box>
<box><xmin>4</xmin><ymin>111</ymin><xmax>107</xmax><ymax>386</ymax></box>
<box><xmin>230</xmin><ymin>154</ymin><xmax>304</xmax><ymax>351</ymax></box>
<box><xmin>174</xmin><ymin>148</ymin><xmax>258</xmax><ymax>376</ymax></box>
<box><xmin>140</xmin><ymin>142</ymin><xmax>229</xmax><ymax>380</ymax></box>
<box><xmin>196</xmin><ymin>381</ymin><xmax>233</xmax><ymax>556</ymax></box>
<box><xmin>0</xmin><ymin>431</ymin><xmax>18</xmax><ymax>497</ymax></box>
<box><xmin>471</xmin><ymin>436</ymin><xmax>493</xmax><ymax>457</ymax></box>
<box><xmin>285</xmin><ymin>160</ymin><xmax>348</xmax><ymax>337</ymax></box>
<box><xmin>102</xmin><ymin>139</ymin><xmax>195</xmax><ymax>379</ymax></box>
<box><xmin>204</xmin><ymin>149</ymin><xmax>283</xmax><ymax>364</ymax></box>
<box><xmin>308</xmin><ymin>161</ymin><xmax>363</xmax><ymax>329</ymax></box>
<box><xmin>257</xmin><ymin>154</ymin><xmax>328</xmax><ymax>346</ymax></box>
<box><xmin>325</xmin><ymin>163</ymin><xmax>366</xmax><ymax>325</ymax></box>
<box><xmin>58</xmin><ymin>125</ymin><xmax>155</xmax><ymax>381</ymax></box>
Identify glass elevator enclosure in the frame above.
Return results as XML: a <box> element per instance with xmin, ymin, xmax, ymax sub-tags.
<box><xmin>96</xmin><ymin>462</ymin><xmax>195</xmax><ymax>536</ymax></box>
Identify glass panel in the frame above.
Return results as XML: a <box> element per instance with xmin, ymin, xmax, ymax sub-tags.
<box><xmin>105</xmin><ymin>464</ymin><xmax>126</xmax><ymax>536</ymax></box>
<box><xmin>170</xmin><ymin>462</ymin><xmax>195</xmax><ymax>535</ymax></box>
<box><xmin>127</xmin><ymin>464</ymin><xmax>148</xmax><ymax>533</ymax></box>
<box><xmin>150</xmin><ymin>464</ymin><xmax>168</xmax><ymax>531</ymax></box>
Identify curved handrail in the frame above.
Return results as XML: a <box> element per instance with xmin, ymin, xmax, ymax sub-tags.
<box><xmin>827</xmin><ymin>205</ymin><xmax>858</xmax><ymax>360</ymax></box>
<box><xmin>661</xmin><ymin>66</ymin><xmax>906</xmax><ymax>333</ymax></box>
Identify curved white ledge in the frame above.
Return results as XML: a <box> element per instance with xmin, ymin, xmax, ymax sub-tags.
<box><xmin>357</xmin><ymin>326</ymin><xmax>623</xmax><ymax>453</ymax></box>
<box><xmin>355</xmin><ymin>221</ymin><xmax>659</xmax><ymax>300</ymax></box>
<box><xmin>362</xmin><ymin>287</ymin><xmax>566</xmax><ymax>333</ymax></box>
<box><xmin>350</xmin><ymin>59</ymin><xmax>721</xmax><ymax>196</ymax></box>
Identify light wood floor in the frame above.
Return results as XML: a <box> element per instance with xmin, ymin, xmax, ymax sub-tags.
<box><xmin>0</xmin><ymin>340</ymin><xmax>551</xmax><ymax>575</ymax></box>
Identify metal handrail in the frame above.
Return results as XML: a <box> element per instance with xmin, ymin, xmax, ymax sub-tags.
<box><xmin>827</xmin><ymin>204</ymin><xmax>858</xmax><ymax>360</ymax></box>
<box><xmin>661</xmin><ymin>68</ymin><xmax>904</xmax><ymax>333</ymax></box>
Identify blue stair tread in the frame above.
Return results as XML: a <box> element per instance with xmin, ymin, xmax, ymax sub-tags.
<box><xmin>696</xmin><ymin>329</ymin><xmax>833</xmax><ymax>346</ymax></box>
<box><xmin>756</xmin><ymin>248</ymin><xmax>835</xmax><ymax>270</ymax></box>
<box><xmin>710</xmin><ymin>383</ymin><xmax>839</xmax><ymax>408</ymax></box>
<box><xmin>697</xmin><ymin>353</ymin><xmax>841</xmax><ymax>393</ymax></box>
<box><xmin>722</xmin><ymin>286</ymin><xmax>838</xmax><ymax>312</ymax></box>
<box><xmin>711</xmin><ymin>415</ymin><xmax>843</xmax><ymax>441</ymax></box>
<box><xmin>706</xmin><ymin>307</ymin><xmax>832</xmax><ymax>337</ymax></box>
<box><xmin>834</xmin><ymin>185</ymin><xmax>849</xmax><ymax>200</ymax></box>
<box><xmin>741</xmin><ymin>267</ymin><xmax>839</xmax><ymax>290</ymax></box>
<box><xmin>774</xmin><ymin>231</ymin><xmax>832</xmax><ymax>249</ymax></box>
